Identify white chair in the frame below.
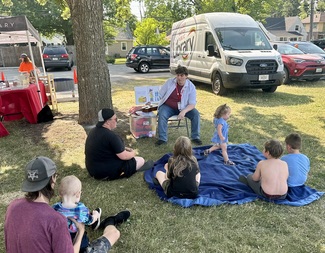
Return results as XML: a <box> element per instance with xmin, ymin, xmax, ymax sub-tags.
<box><xmin>167</xmin><ymin>115</ymin><xmax>190</xmax><ymax>137</ymax></box>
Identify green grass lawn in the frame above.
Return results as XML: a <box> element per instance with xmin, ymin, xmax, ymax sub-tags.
<box><xmin>1</xmin><ymin>80</ymin><xmax>325</xmax><ymax>252</ymax></box>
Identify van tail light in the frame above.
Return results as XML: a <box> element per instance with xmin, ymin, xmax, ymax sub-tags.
<box><xmin>61</xmin><ymin>54</ymin><xmax>69</xmax><ymax>59</ymax></box>
<box><xmin>130</xmin><ymin>54</ymin><xmax>138</xmax><ymax>60</ymax></box>
<box><xmin>43</xmin><ymin>54</ymin><xmax>49</xmax><ymax>59</ymax></box>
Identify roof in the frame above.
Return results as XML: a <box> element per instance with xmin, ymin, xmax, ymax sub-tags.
<box><xmin>264</xmin><ymin>17</ymin><xmax>285</xmax><ymax>30</ymax></box>
<box><xmin>301</xmin><ymin>12</ymin><xmax>325</xmax><ymax>23</ymax></box>
<box><xmin>115</xmin><ymin>26</ymin><xmax>133</xmax><ymax>40</ymax></box>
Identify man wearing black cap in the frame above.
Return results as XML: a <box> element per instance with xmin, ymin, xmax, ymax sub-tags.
<box><xmin>4</xmin><ymin>156</ymin><xmax>130</xmax><ymax>253</ymax></box>
<box><xmin>85</xmin><ymin>108</ymin><xmax>154</xmax><ymax>180</ymax></box>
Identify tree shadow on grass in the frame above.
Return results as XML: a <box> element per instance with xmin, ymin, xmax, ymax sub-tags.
<box><xmin>194</xmin><ymin>81</ymin><xmax>313</xmax><ymax>107</ymax></box>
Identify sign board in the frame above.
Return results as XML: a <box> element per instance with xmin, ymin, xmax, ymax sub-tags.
<box><xmin>134</xmin><ymin>86</ymin><xmax>161</xmax><ymax>105</ymax></box>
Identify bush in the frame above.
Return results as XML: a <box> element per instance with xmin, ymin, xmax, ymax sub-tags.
<box><xmin>105</xmin><ymin>55</ymin><xmax>115</xmax><ymax>64</ymax></box>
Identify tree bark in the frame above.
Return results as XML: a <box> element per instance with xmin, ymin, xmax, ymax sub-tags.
<box><xmin>66</xmin><ymin>0</ymin><xmax>113</xmax><ymax>125</ymax></box>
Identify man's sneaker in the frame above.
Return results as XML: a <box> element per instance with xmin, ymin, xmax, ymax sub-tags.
<box><xmin>155</xmin><ymin>139</ymin><xmax>167</xmax><ymax>146</ymax></box>
<box><xmin>192</xmin><ymin>139</ymin><xmax>202</xmax><ymax>145</ymax></box>
<box><xmin>138</xmin><ymin>160</ymin><xmax>154</xmax><ymax>172</ymax></box>
<box><xmin>100</xmin><ymin>210</ymin><xmax>131</xmax><ymax>228</ymax></box>
<box><xmin>152</xmin><ymin>177</ymin><xmax>160</xmax><ymax>185</ymax></box>
<box><xmin>91</xmin><ymin>207</ymin><xmax>102</xmax><ymax>230</ymax></box>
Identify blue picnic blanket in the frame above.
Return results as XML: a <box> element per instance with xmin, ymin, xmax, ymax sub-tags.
<box><xmin>144</xmin><ymin>143</ymin><xmax>324</xmax><ymax>207</ymax></box>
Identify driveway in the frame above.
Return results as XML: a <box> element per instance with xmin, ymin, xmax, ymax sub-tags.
<box><xmin>0</xmin><ymin>64</ymin><xmax>172</xmax><ymax>85</ymax></box>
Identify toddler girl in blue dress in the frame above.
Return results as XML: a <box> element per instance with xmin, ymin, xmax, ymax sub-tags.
<box><xmin>204</xmin><ymin>104</ymin><xmax>235</xmax><ymax>165</ymax></box>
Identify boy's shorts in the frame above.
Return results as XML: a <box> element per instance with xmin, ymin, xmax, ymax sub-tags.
<box><xmin>84</xmin><ymin>236</ymin><xmax>111</xmax><ymax>253</ymax></box>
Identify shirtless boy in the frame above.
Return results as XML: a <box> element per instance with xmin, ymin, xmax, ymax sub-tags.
<box><xmin>239</xmin><ymin>139</ymin><xmax>289</xmax><ymax>200</ymax></box>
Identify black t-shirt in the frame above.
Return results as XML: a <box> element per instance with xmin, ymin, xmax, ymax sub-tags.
<box><xmin>166</xmin><ymin>158</ymin><xmax>200</xmax><ymax>199</ymax></box>
<box><xmin>85</xmin><ymin>126</ymin><xmax>125</xmax><ymax>179</ymax></box>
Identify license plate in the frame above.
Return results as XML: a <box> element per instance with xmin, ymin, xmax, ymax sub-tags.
<box><xmin>259</xmin><ymin>75</ymin><xmax>269</xmax><ymax>81</ymax></box>
<box><xmin>52</xmin><ymin>58</ymin><xmax>58</xmax><ymax>60</ymax></box>
<box><xmin>316</xmin><ymin>68</ymin><xmax>322</xmax><ymax>73</ymax></box>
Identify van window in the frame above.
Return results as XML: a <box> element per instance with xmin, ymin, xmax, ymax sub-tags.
<box><xmin>205</xmin><ymin>32</ymin><xmax>216</xmax><ymax>50</ymax></box>
<box><xmin>215</xmin><ymin>27</ymin><xmax>272</xmax><ymax>50</ymax></box>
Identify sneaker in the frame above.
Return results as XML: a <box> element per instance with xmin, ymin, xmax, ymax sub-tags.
<box><xmin>192</xmin><ymin>139</ymin><xmax>202</xmax><ymax>145</ymax></box>
<box><xmin>203</xmin><ymin>149</ymin><xmax>210</xmax><ymax>157</ymax></box>
<box><xmin>100</xmin><ymin>210</ymin><xmax>131</xmax><ymax>228</ymax></box>
<box><xmin>91</xmin><ymin>207</ymin><xmax>102</xmax><ymax>230</ymax></box>
<box><xmin>155</xmin><ymin>140</ymin><xmax>167</xmax><ymax>146</ymax></box>
<box><xmin>138</xmin><ymin>160</ymin><xmax>154</xmax><ymax>172</ymax></box>
<box><xmin>152</xmin><ymin>177</ymin><xmax>160</xmax><ymax>185</ymax></box>
<box><xmin>224</xmin><ymin>160</ymin><xmax>235</xmax><ymax>166</ymax></box>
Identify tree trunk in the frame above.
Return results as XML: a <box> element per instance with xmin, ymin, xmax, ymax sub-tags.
<box><xmin>66</xmin><ymin>0</ymin><xmax>113</xmax><ymax>125</ymax></box>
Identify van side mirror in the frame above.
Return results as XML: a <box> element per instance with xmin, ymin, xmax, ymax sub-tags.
<box><xmin>207</xmin><ymin>44</ymin><xmax>220</xmax><ymax>58</ymax></box>
<box><xmin>273</xmin><ymin>44</ymin><xmax>278</xmax><ymax>51</ymax></box>
<box><xmin>207</xmin><ymin>44</ymin><xmax>215</xmax><ymax>56</ymax></box>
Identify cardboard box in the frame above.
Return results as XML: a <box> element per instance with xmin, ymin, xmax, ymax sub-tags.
<box><xmin>129</xmin><ymin>112</ymin><xmax>157</xmax><ymax>139</ymax></box>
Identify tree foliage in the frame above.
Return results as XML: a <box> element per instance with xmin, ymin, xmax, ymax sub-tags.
<box><xmin>0</xmin><ymin>0</ymin><xmax>74</xmax><ymax>44</ymax></box>
<box><xmin>134</xmin><ymin>18</ymin><xmax>168</xmax><ymax>45</ymax></box>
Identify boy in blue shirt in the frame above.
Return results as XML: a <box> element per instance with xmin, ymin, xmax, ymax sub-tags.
<box><xmin>281</xmin><ymin>133</ymin><xmax>310</xmax><ymax>187</ymax></box>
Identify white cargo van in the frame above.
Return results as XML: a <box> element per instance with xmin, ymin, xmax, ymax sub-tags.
<box><xmin>170</xmin><ymin>12</ymin><xmax>284</xmax><ymax>95</ymax></box>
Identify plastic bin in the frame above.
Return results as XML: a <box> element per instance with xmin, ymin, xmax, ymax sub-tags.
<box><xmin>53</xmin><ymin>78</ymin><xmax>74</xmax><ymax>92</ymax></box>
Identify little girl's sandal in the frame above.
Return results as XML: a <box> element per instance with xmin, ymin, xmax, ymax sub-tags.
<box><xmin>203</xmin><ymin>149</ymin><xmax>210</xmax><ymax>157</ymax></box>
<box><xmin>224</xmin><ymin>160</ymin><xmax>235</xmax><ymax>166</ymax></box>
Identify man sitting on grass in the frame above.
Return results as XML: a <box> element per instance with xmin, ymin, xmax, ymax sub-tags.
<box><xmin>85</xmin><ymin>108</ymin><xmax>154</xmax><ymax>180</ymax></box>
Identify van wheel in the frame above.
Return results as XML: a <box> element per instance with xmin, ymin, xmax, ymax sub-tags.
<box><xmin>283</xmin><ymin>67</ymin><xmax>291</xmax><ymax>84</ymax></box>
<box><xmin>139</xmin><ymin>62</ymin><xmax>150</xmax><ymax>73</ymax></box>
<box><xmin>212</xmin><ymin>73</ymin><xmax>226</xmax><ymax>95</ymax></box>
<box><xmin>262</xmin><ymin>86</ymin><xmax>277</xmax><ymax>93</ymax></box>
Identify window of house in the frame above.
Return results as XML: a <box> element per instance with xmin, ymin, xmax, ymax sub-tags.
<box><xmin>295</xmin><ymin>25</ymin><xmax>299</xmax><ymax>31</ymax></box>
<box><xmin>280</xmin><ymin>37</ymin><xmax>287</xmax><ymax>41</ymax></box>
<box><xmin>121</xmin><ymin>42</ymin><xmax>127</xmax><ymax>51</ymax></box>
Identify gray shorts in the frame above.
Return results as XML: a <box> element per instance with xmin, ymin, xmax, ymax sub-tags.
<box><xmin>84</xmin><ymin>236</ymin><xmax>111</xmax><ymax>253</ymax></box>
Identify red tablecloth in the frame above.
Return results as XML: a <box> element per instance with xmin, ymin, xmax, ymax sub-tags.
<box><xmin>0</xmin><ymin>81</ymin><xmax>48</xmax><ymax>124</ymax></box>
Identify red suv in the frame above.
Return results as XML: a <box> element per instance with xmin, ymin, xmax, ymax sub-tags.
<box><xmin>274</xmin><ymin>43</ymin><xmax>325</xmax><ymax>83</ymax></box>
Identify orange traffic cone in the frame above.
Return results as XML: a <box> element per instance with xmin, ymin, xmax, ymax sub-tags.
<box><xmin>0</xmin><ymin>72</ymin><xmax>5</xmax><ymax>81</ymax></box>
<box><xmin>73</xmin><ymin>68</ymin><xmax>78</xmax><ymax>84</ymax></box>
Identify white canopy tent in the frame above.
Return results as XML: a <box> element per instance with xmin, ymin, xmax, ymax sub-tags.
<box><xmin>0</xmin><ymin>15</ymin><xmax>46</xmax><ymax>106</ymax></box>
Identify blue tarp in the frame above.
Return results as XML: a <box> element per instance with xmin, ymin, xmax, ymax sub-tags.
<box><xmin>144</xmin><ymin>143</ymin><xmax>324</xmax><ymax>207</ymax></box>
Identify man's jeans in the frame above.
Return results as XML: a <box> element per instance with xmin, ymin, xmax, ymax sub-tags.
<box><xmin>157</xmin><ymin>104</ymin><xmax>200</xmax><ymax>142</ymax></box>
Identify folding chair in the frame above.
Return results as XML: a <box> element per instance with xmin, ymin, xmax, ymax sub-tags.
<box><xmin>167</xmin><ymin>115</ymin><xmax>190</xmax><ymax>137</ymax></box>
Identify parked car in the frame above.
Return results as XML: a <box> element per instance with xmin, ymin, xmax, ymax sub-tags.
<box><xmin>311</xmin><ymin>39</ymin><xmax>325</xmax><ymax>50</ymax></box>
<box><xmin>126</xmin><ymin>45</ymin><xmax>170</xmax><ymax>73</ymax></box>
<box><xmin>285</xmin><ymin>41</ymin><xmax>325</xmax><ymax>60</ymax></box>
<box><xmin>273</xmin><ymin>43</ymin><xmax>325</xmax><ymax>84</ymax></box>
<box><xmin>42</xmin><ymin>46</ymin><xmax>74</xmax><ymax>71</ymax></box>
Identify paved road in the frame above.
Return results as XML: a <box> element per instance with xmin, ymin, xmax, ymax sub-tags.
<box><xmin>0</xmin><ymin>64</ymin><xmax>172</xmax><ymax>85</ymax></box>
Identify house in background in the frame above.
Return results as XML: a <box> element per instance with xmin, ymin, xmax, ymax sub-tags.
<box><xmin>301</xmin><ymin>12</ymin><xmax>325</xmax><ymax>40</ymax></box>
<box><xmin>261</xmin><ymin>16</ymin><xmax>307</xmax><ymax>42</ymax></box>
<box><xmin>105</xmin><ymin>26</ymin><xmax>133</xmax><ymax>57</ymax></box>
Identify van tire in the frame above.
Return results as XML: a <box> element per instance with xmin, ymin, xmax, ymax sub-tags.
<box><xmin>212</xmin><ymin>73</ymin><xmax>226</xmax><ymax>95</ymax></box>
<box><xmin>262</xmin><ymin>86</ymin><xmax>277</xmax><ymax>93</ymax></box>
<box><xmin>139</xmin><ymin>62</ymin><xmax>150</xmax><ymax>73</ymax></box>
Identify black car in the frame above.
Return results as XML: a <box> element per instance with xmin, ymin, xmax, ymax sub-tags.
<box><xmin>42</xmin><ymin>46</ymin><xmax>74</xmax><ymax>71</ymax></box>
<box><xmin>311</xmin><ymin>39</ymin><xmax>325</xmax><ymax>50</ymax></box>
<box><xmin>126</xmin><ymin>45</ymin><xmax>170</xmax><ymax>73</ymax></box>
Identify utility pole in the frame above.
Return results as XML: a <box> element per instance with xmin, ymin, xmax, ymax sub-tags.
<box><xmin>309</xmin><ymin>0</ymin><xmax>315</xmax><ymax>41</ymax></box>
